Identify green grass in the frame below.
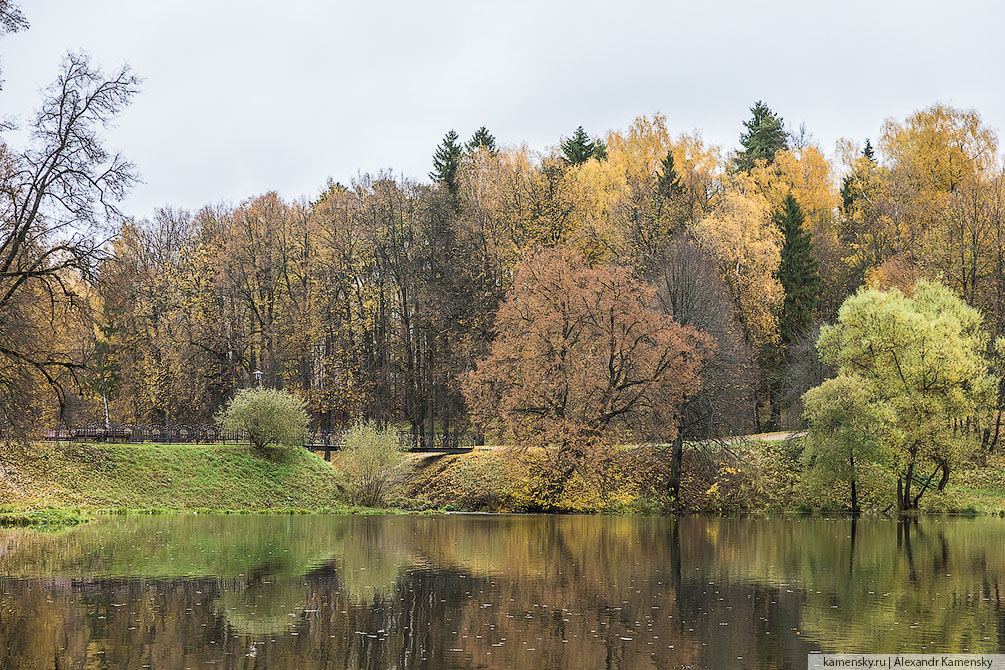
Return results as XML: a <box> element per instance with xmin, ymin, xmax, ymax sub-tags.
<box><xmin>925</xmin><ymin>457</ymin><xmax>1005</xmax><ymax>515</ymax></box>
<box><xmin>3</xmin><ymin>440</ymin><xmax>1001</xmax><ymax>523</ymax></box>
<box><xmin>0</xmin><ymin>442</ymin><xmax>348</xmax><ymax>517</ymax></box>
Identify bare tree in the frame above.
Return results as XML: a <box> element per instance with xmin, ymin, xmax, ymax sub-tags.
<box><xmin>0</xmin><ymin>52</ymin><xmax>139</xmax><ymax>438</ymax></box>
<box><xmin>652</xmin><ymin>233</ymin><xmax>755</xmax><ymax>502</ymax></box>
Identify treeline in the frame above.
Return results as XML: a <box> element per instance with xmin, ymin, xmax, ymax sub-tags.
<box><xmin>79</xmin><ymin>103</ymin><xmax>1005</xmax><ymax>448</ymax></box>
<box><xmin>3</xmin><ymin>22</ymin><xmax>1005</xmax><ymax>447</ymax></box>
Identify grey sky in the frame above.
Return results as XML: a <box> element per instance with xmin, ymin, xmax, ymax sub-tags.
<box><xmin>4</xmin><ymin>0</ymin><xmax>1004</xmax><ymax>218</ymax></box>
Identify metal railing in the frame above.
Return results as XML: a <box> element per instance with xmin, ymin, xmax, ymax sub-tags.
<box><xmin>44</xmin><ymin>423</ymin><xmax>473</xmax><ymax>452</ymax></box>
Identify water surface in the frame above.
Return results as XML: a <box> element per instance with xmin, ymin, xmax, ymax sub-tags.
<box><xmin>0</xmin><ymin>514</ymin><xmax>1001</xmax><ymax>669</ymax></box>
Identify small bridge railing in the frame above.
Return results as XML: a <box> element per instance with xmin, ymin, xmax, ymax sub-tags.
<box><xmin>43</xmin><ymin>424</ymin><xmax>473</xmax><ymax>453</ymax></box>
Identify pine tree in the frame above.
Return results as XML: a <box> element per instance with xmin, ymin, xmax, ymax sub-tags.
<box><xmin>467</xmin><ymin>126</ymin><xmax>497</xmax><ymax>153</ymax></box>
<box><xmin>775</xmin><ymin>193</ymin><xmax>820</xmax><ymax>345</ymax></box>
<box><xmin>734</xmin><ymin>101</ymin><xmax>788</xmax><ymax>172</ymax></box>
<box><xmin>561</xmin><ymin>126</ymin><xmax>605</xmax><ymax>166</ymax></box>
<box><xmin>430</xmin><ymin>130</ymin><xmax>463</xmax><ymax>195</ymax></box>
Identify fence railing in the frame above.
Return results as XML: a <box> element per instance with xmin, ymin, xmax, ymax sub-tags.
<box><xmin>43</xmin><ymin>423</ymin><xmax>472</xmax><ymax>451</ymax></box>
<box><xmin>44</xmin><ymin>423</ymin><xmax>247</xmax><ymax>444</ymax></box>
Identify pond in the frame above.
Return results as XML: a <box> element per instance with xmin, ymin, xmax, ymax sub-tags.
<box><xmin>0</xmin><ymin>514</ymin><xmax>1001</xmax><ymax>669</ymax></box>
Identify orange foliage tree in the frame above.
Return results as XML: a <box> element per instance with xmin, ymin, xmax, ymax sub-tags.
<box><xmin>463</xmin><ymin>248</ymin><xmax>713</xmax><ymax>504</ymax></box>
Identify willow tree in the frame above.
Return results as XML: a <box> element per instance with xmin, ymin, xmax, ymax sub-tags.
<box><xmin>813</xmin><ymin>281</ymin><xmax>998</xmax><ymax>511</ymax></box>
<box><xmin>802</xmin><ymin>374</ymin><xmax>879</xmax><ymax>514</ymax></box>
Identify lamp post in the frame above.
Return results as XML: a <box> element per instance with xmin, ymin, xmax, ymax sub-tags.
<box><xmin>253</xmin><ymin>369</ymin><xmax>263</xmax><ymax>386</ymax></box>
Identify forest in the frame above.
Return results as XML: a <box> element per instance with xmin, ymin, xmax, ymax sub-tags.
<box><xmin>5</xmin><ymin>59</ymin><xmax>1005</xmax><ymax>440</ymax></box>
<box><xmin>3</xmin><ymin>7</ymin><xmax>1005</xmax><ymax>513</ymax></box>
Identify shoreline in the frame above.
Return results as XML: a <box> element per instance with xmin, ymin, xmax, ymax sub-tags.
<box><xmin>2</xmin><ymin>503</ymin><xmax>1001</xmax><ymax>532</ymax></box>
<box><xmin>1</xmin><ymin>439</ymin><xmax>1002</xmax><ymax>529</ymax></box>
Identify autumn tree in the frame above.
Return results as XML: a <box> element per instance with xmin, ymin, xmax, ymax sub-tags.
<box><xmin>652</xmin><ymin>234</ymin><xmax>755</xmax><ymax>502</ymax></box>
<box><xmin>94</xmin><ymin>214</ymin><xmax>202</xmax><ymax>423</ymax></box>
<box><xmin>814</xmin><ymin>281</ymin><xmax>999</xmax><ymax>511</ymax></box>
<box><xmin>836</xmin><ymin>139</ymin><xmax>891</xmax><ymax>292</ymax></box>
<box><xmin>463</xmin><ymin>248</ymin><xmax>712</xmax><ymax>506</ymax></box>
<box><xmin>0</xmin><ymin>1</ymin><xmax>25</xmax><ymax>34</ymax></box>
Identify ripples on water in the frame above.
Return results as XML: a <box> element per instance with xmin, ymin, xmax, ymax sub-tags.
<box><xmin>0</xmin><ymin>515</ymin><xmax>1000</xmax><ymax>669</ymax></box>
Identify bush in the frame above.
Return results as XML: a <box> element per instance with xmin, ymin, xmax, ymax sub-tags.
<box><xmin>216</xmin><ymin>388</ymin><xmax>309</xmax><ymax>450</ymax></box>
<box><xmin>336</xmin><ymin>422</ymin><xmax>409</xmax><ymax>507</ymax></box>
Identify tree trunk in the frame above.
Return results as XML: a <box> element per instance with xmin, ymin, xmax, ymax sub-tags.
<box><xmin>901</xmin><ymin>462</ymin><xmax>918</xmax><ymax>511</ymax></box>
<box><xmin>990</xmin><ymin>408</ymin><xmax>1002</xmax><ymax>453</ymax></box>
<box><xmin>937</xmin><ymin>460</ymin><xmax>950</xmax><ymax>492</ymax></box>
<box><xmin>443</xmin><ymin>399</ymin><xmax>451</xmax><ymax>449</ymax></box>
<box><xmin>911</xmin><ymin>462</ymin><xmax>941</xmax><ymax>508</ymax></box>
<box><xmin>769</xmin><ymin>380</ymin><xmax>782</xmax><ymax>432</ymax></box>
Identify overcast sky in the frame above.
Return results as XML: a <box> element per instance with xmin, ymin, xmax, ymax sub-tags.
<box><xmin>4</xmin><ymin>0</ymin><xmax>1004</xmax><ymax>218</ymax></box>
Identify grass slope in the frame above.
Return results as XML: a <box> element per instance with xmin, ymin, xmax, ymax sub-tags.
<box><xmin>399</xmin><ymin>443</ymin><xmax>1005</xmax><ymax>515</ymax></box>
<box><xmin>0</xmin><ymin>442</ymin><xmax>345</xmax><ymax>512</ymax></box>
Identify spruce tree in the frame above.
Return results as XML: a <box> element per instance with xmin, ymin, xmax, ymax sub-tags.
<box><xmin>430</xmin><ymin>129</ymin><xmax>463</xmax><ymax>195</ymax></box>
<box><xmin>862</xmin><ymin>138</ymin><xmax>875</xmax><ymax>162</ymax></box>
<box><xmin>591</xmin><ymin>137</ymin><xmax>608</xmax><ymax>161</ymax></box>
<box><xmin>467</xmin><ymin>126</ymin><xmax>497</xmax><ymax>153</ymax></box>
<box><xmin>734</xmin><ymin>101</ymin><xmax>788</xmax><ymax>172</ymax></box>
<box><xmin>775</xmin><ymin>193</ymin><xmax>820</xmax><ymax>345</ymax></box>
<box><xmin>561</xmin><ymin>126</ymin><xmax>604</xmax><ymax>166</ymax></box>
<box><xmin>656</xmin><ymin>151</ymin><xmax>685</xmax><ymax>200</ymax></box>
<box><xmin>839</xmin><ymin>174</ymin><xmax>855</xmax><ymax>214</ymax></box>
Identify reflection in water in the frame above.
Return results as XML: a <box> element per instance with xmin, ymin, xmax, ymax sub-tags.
<box><xmin>0</xmin><ymin>515</ymin><xmax>1000</xmax><ymax>669</ymax></box>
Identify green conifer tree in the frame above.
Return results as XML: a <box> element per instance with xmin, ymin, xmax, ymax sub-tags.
<box><xmin>862</xmin><ymin>138</ymin><xmax>875</xmax><ymax>162</ymax></box>
<box><xmin>776</xmin><ymin>193</ymin><xmax>820</xmax><ymax>345</ymax></box>
<box><xmin>734</xmin><ymin>101</ymin><xmax>788</xmax><ymax>172</ymax></box>
<box><xmin>656</xmin><ymin>151</ymin><xmax>685</xmax><ymax>200</ymax></box>
<box><xmin>591</xmin><ymin>137</ymin><xmax>608</xmax><ymax>161</ymax></box>
<box><xmin>467</xmin><ymin>126</ymin><xmax>497</xmax><ymax>153</ymax></box>
<box><xmin>561</xmin><ymin>126</ymin><xmax>605</xmax><ymax>166</ymax></box>
<box><xmin>430</xmin><ymin>130</ymin><xmax>463</xmax><ymax>195</ymax></box>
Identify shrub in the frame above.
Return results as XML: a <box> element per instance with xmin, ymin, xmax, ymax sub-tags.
<box><xmin>336</xmin><ymin>422</ymin><xmax>409</xmax><ymax>507</ymax></box>
<box><xmin>216</xmin><ymin>388</ymin><xmax>309</xmax><ymax>450</ymax></box>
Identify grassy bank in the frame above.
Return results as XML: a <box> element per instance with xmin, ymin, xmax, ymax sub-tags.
<box><xmin>2</xmin><ymin>439</ymin><xmax>1002</xmax><ymax>528</ymax></box>
<box><xmin>0</xmin><ymin>441</ymin><xmax>348</xmax><ymax>523</ymax></box>
<box><xmin>398</xmin><ymin>439</ymin><xmax>1005</xmax><ymax>515</ymax></box>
